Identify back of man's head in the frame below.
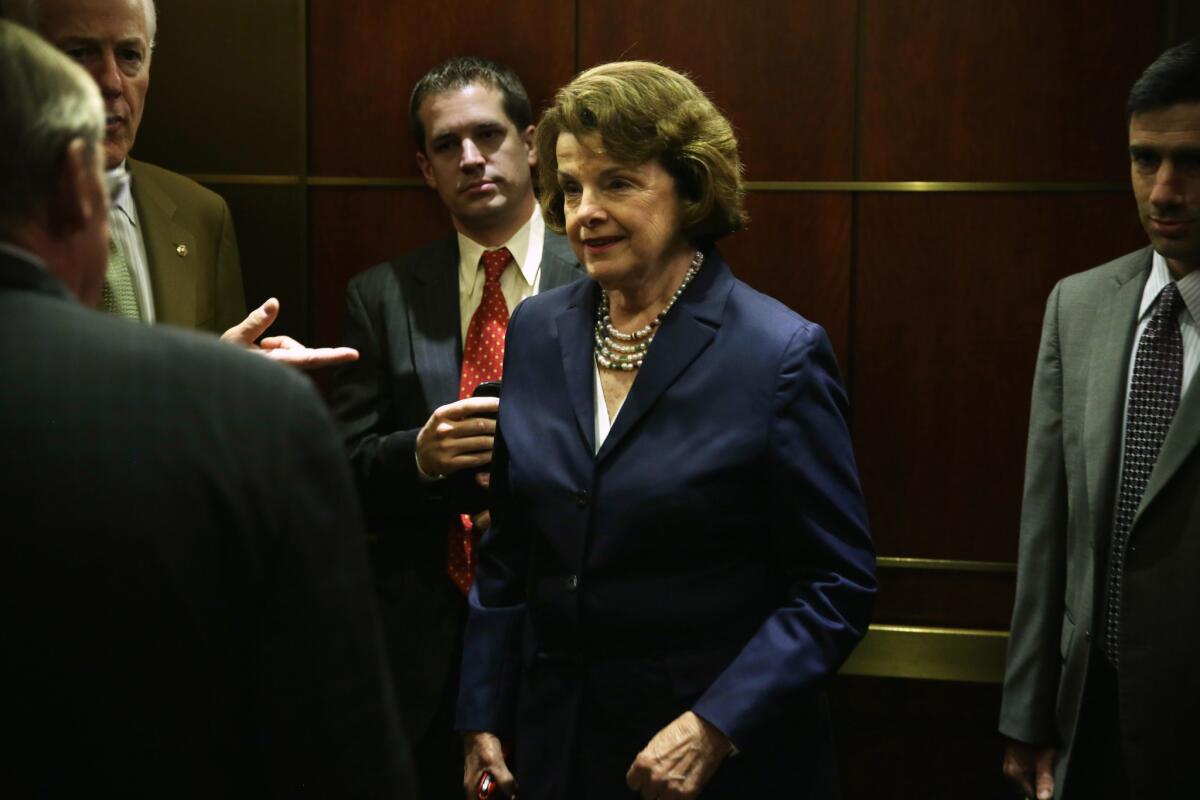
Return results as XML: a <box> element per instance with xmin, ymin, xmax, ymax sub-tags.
<box><xmin>1129</xmin><ymin>38</ymin><xmax>1200</xmax><ymax>118</ymax></box>
<box><xmin>409</xmin><ymin>55</ymin><xmax>532</xmax><ymax>151</ymax></box>
<box><xmin>0</xmin><ymin>18</ymin><xmax>103</xmax><ymax>234</ymax></box>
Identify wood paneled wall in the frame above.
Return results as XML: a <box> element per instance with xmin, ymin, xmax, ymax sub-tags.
<box><xmin>132</xmin><ymin>1</ymin><xmax>1182</xmax><ymax>796</ymax></box>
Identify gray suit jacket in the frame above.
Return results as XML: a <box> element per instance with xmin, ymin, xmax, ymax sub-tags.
<box><xmin>329</xmin><ymin>229</ymin><xmax>583</xmax><ymax>743</ymax></box>
<box><xmin>1000</xmin><ymin>246</ymin><xmax>1200</xmax><ymax>795</ymax></box>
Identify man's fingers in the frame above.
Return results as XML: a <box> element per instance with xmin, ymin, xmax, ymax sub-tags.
<box><xmin>1001</xmin><ymin>760</ymin><xmax>1033</xmax><ymax>796</ymax></box>
<box><xmin>437</xmin><ymin>396</ymin><xmax>500</xmax><ymax>420</ymax></box>
<box><xmin>263</xmin><ymin>346</ymin><xmax>360</xmax><ymax>369</ymax></box>
<box><xmin>1034</xmin><ymin>755</ymin><xmax>1055</xmax><ymax>800</ymax></box>
<box><xmin>259</xmin><ymin>335</ymin><xmax>303</xmax><ymax>350</ymax></box>
<box><xmin>445</xmin><ymin>445</ymin><xmax>494</xmax><ymax>466</ymax></box>
<box><xmin>221</xmin><ymin>297</ymin><xmax>279</xmax><ymax>345</ymax></box>
<box><xmin>434</xmin><ymin>417</ymin><xmax>497</xmax><ymax>440</ymax></box>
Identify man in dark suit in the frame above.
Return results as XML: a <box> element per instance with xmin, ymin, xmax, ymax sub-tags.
<box><xmin>330</xmin><ymin>56</ymin><xmax>582</xmax><ymax>798</ymax></box>
<box><xmin>3</xmin><ymin>0</ymin><xmax>356</xmax><ymax>369</ymax></box>
<box><xmin>1001</xmin><ymin>40</ymin><xmax>1200</xmax><ymax>799</ymax></box>
<box><xmin>0</xmin><ymin>20</ymin><xmax>414</xmax><ymax>796</ymax></box>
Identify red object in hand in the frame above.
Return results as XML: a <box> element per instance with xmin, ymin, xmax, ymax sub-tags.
<box><xmin>477</xmin><ymin>771</ymin><xmax>512</xmax><ymax>800</ymax></box>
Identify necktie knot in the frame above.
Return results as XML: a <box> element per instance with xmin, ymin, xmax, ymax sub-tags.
<box><xmin>481</xmin><ymin>248</ymin><xmax>512</xmax><ymax>283</ymax></box>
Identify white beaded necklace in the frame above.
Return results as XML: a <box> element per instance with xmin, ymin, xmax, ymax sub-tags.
<box><xmin>594</xmin><ymin>250</ymin><xmax>705</xmax><ymax>371</ymax></box>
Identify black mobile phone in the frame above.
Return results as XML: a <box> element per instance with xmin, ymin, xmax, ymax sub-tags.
<box><xmin>450</xmin><ymin>381</ymin><xmax>502</xmax><ymax>514</ymax></box>
<box><xmin>472</xmin><ymin>380</ymin><xmax>502</xmax><ymax>410</ymax></box>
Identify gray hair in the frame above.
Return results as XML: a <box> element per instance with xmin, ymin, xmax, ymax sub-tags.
<box><xmin>2</xmin><ymin>0</ymin><xmax>158</xmax><ymax>47</ymax></box>
<box><xmin>0</xmin><ymin>19</ymin><xmax>104</xmax><ymax>230</ymax></box>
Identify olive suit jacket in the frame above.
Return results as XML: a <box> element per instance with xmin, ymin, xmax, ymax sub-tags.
<box><xmin>1000</xmin><ymin>247</ymin><xmax>1200</xmax><ymax>796</ymax></box>
<box><xmin>129</xmin><ymin>158</ymin><xmax>245</xmax><ymax>332</ymax></box>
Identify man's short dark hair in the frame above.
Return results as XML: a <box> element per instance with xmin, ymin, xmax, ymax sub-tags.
<box><xmin>408</xmin><ymin>56</ymin><xmax>532</xmax><ymax>152</ymax></box>
<box><xmin>1128</xmin><ymin>39</ymin><xmax>1200</xmax><ymax>118</ymax></box>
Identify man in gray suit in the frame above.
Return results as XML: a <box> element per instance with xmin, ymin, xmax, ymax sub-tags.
<box><xmin>330</xmin><ymin>57</ymin><xmax>583</xmax><ymax>798</ymax></box>
<box><xmin>0</xmin><ymin>19</ymin><xmax>413</xmax><ymax>796</ymax></box>
<box><xmin>1001</xmin><ymin>40</ymin><xmax>1200</xmax><ymax>799</ymax></box>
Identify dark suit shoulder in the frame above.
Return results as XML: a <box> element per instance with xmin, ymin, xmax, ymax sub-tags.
<box><xmin>726</xmin><ymin>277</ymin><xmax>824</xmax><ymax>347</ymax></box>
<box><xmin>8</xmin><ymin>290</ymin><xmax>315</xmax><ymax>417</ymax></box>
<box><xmin>346</xmin><ymin>234</ymin><xmax>458</xmax><ymax>300</ymax></box>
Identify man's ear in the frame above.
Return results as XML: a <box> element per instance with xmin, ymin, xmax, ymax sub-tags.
<box><xmin>523</xmin><ymin>124</ymin><xmax>537</xmax><ymax>168</ymax></box>
<box><xmin>416</xmin><ymin>150</ymin><xmax>437</xmax><ymax>189</ymax></box>
<box><xmin>48</xmin><ymin>138</ymin><xmax>100</xmax><ymax>235</ymax></box>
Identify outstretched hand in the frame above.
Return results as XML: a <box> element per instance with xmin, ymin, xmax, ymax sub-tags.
<box><xmin>221</xmin><ymin>297</ymin><xmax>358</xmax><ymax>370</ymax></box>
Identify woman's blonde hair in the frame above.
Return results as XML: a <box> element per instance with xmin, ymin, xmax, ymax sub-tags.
<box><xmin>536</xmin><ymin>61</ymin><xmax>747</xmax><ymax>243</ymax></box>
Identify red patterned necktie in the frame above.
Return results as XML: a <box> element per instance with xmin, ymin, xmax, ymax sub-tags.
<box><xmin>448</xmin><ymin>247</ymin><xmax>513</xmax><ymax>595</ymax></box>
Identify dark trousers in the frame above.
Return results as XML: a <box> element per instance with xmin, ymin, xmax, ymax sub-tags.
<box><xmin>1063</xmin><ymin>654</ymin><xmax>1129</xmax><ymax>800</ymax></box>
<box><xmin>413</xmin><ymin>636</ymin><xmax>466</xmax><ymax>800</ymax></box>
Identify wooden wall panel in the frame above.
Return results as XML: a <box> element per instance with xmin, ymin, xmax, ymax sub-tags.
<box><xmin>875</xmin><ymin>570</ymin><xmax>1016</xmax><ymax>630</ymax></box>
<box><xmin>210</xmin><ymin>184</ymin><xmax>307</xmax><ymax>339</ymax></box>
<box><xmin>137</xmin><ymin>0</ymin><xmax>302</xmax><ymax>174</ymax></box>
<box><xmin>309</xmin><ymin>0</ymin><xmax>576</xmax><ymax>177</ymax></box>
<box><xmin>830</xmin><ymin>677</ymin><xmax>1009</xmax><ymax>799</ymax></box>
<box><xmin>578</xmin><ymin>0</ymin><xmax>857</xmax><ymax>180</ymax></box>
<box><xmin>309</xmin><ymin>188</ymin><xmax>454</xmax><ymax>346</ymax></box>
<box><xmin>853</xmin><ymin>193</ymin><xmax>1147</xmax><ymax>561</ymax></box>
<box><xmin>718</xmin><ymin>194</ymin><xmax>852</xmax><ymax>365</ymax></box>
<box><xmin>860</xmin><ymin>0</ymin><xmax>1162</xmax><ymax>181</ymax></box>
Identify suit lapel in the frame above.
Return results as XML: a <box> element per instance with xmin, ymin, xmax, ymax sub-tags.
<box><xmin>129</xmin><ymin>160</ymin><xmax>199</xmax><ymax>327</ymax></box>
<box><xmin>406</xmin><ymin>237</ymin><xmax>463</xmax><ymax>407</ymax></box>
<box><xmin>538</xmin><ymin>231</ymin><xmax>584</xmax><ymax>292</ymax></box>
<box><xmin>555</xmin><ymin>279</ymin><xmax>599</xmax><ymax>454</ymax></box>
<box><xmin>1082</xmin><ymin>251</ymin><xmax>1148</xmax><ymax>536</ymax></box>
<box><xmin>595</xmin><ymin>250</ymin><xmax>733</xmax><ymax>464</ymax></box>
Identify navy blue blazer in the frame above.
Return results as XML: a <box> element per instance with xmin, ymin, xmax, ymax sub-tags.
<box><xmin>457</xmin><ymin>249</ymin><xmax>876</xmax><ymax>799</ymax></box>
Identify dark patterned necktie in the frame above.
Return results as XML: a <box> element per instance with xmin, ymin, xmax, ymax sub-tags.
<box><xmin>448</xmin><ymin>247</ymin><xmax>512</xmax><ymax>595</ymax></box>
<box><xmin>1105</xmin><ymin>281</ymin><xmax>1185</xmax><ymax>668</ymax></box>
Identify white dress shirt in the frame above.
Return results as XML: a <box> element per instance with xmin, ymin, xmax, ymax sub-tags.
<box><xmin>593</xmin><ymin>362</ymin><xmax>624</xmax><ymax>454</ymax></box>
<box><xmin>1125</xmin><ymin>251</ymin><xmax>1200</xmax><ymax>401</ymax></box>
<box><xmin>456</xmin><ymin>205</ymin><xmax>544</xmax><ymax>346</ymax></box>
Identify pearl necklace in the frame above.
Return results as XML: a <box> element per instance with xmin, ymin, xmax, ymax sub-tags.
<box><xmin>594</xmin><ymin>250</ymin><xmax>705</xmax><ymax>371</ymax></box>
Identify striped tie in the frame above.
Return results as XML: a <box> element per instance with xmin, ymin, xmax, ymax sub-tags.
<box><xmin>100</xmin><ymin>236</ymin><xmax>141</xmax><ymax>320</ymax></box>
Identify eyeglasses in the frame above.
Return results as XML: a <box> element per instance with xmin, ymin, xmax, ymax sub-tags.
<box><xmin>105</xmin><ymin>171</ymin><xmax>130</xmax><ymax>206</ymax></box>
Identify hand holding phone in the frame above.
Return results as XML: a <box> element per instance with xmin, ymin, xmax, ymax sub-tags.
<box><xmin>450</xmin><ymin>381</ymin><xmax>502</xmax><ymax>514</ymax></box>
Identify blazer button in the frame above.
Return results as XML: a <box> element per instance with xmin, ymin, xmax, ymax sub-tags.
<box><xmin>576</xmin><ymin>491</ymin><xmax>589</xmax><ymax>508</ymax></box>
<box><xmin>565</xmin><ymin>574</ymin><xmax>579</xmax><ymax>592</ymax></box>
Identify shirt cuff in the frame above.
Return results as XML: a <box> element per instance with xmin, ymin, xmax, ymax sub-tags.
<box><xmin>414</xmin><ymin>452</ymin><xmax>445</xmax><ymax>482</ymax></box>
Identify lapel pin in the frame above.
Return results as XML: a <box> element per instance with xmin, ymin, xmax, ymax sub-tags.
<box><xmin>175</xmin><ymin>244</ymin><xmax>189</xmax><ymax>257</ymax></box>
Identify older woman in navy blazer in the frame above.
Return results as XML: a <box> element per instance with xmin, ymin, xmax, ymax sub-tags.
<box><xmin>457</xmin><ymin>62</ymin><xmax>876</xmax><ymax>800</ymax></box>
